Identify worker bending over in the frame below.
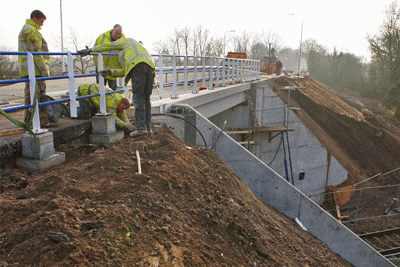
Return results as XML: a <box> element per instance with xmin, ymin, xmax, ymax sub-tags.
<box><xmin>78</xmin><ymin>37</ymin><xmax>155</xmax><ymax>137</ymax></box>
<box><xmin>93</xmin><ymin>24</ymin><xmax>125</xmax><ymax>90</ymax></box>
<box><xmin>77</xmin><ymin>83</ymin><xmax>134</xmax><ymax>132</ymax></box>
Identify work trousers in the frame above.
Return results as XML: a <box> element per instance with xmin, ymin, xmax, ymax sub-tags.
<box><xmin>24</xmin><ymin>80</ymin><xmax>48</xmax><ymax>125</ymax></box>
<box><xmin>126</xmin><ymin>63</ymin><xmax>154</xmax><ymax>131</ymax></box>
<box><xmin>96</xmin><ymin>74</ymin><xmax>117</xmax><ymax>90</ymax></box>
<box><xmin>77</xmin><ymin>89</ymin><xmax>96</xmax><ymax>120</ymax></box>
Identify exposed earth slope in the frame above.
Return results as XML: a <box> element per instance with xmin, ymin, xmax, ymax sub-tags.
<box><xmin>0</xmin><ymin>125</ymin><xmax>351</xmax><ymax>266</ymax></box>
<box><xmin>273</xmin><ymin>76</ymin><xmax>400</xmax><ymax>184</ymax></box>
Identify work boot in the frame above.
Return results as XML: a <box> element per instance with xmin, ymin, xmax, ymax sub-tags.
<box><xmin>129</xmin><ymin>129</ymin><xmax>148</xmax><ymax>137</ymax></box>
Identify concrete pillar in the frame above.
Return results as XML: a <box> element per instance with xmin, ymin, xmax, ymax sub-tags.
<box><xmin>89</xmin><ymin>115</ymin><xmax>124</xmax><ymax>145</ymax></box>
<box><xmin>16</xmin><ymin>132</ymin><xmax>66</xmax><ymax>172</ymax></box>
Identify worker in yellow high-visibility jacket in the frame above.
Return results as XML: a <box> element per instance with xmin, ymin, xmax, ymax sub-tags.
<box><xmin>93</xmin><ymin>24</ymin><xmax>125</xmax><ymax>90</ymax></box>
<box><xmin>18</xmin><ymin>10</ymin><xmax>50</xmax><ymax>125</ymax></box>
<box><xmin>78</xmin><ymin>37</ymin><xmax>155</xmax><ymax>137</ymax></box>
<box><xmin>77</xmin><ymin>83</ymin><xmax>134</xmax><ymax>132</ymax></box>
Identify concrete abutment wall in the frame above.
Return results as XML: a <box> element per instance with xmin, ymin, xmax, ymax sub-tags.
<box><xmin>153</xmin><ymin>103</ymin><xmax>394</xmax><ymax>267</ymax></box>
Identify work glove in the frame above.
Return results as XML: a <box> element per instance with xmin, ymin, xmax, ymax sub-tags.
<box><xmin>41</xmin><ymin>67</ymin><xmax>50</xmax><ymax>77</ymax></box>
<box><xmin>77</xmin><ymin>46</ymin><xmax>91</xmax><ymax>56</ymax></box>
<box><xmin>124</xmin><ymin>122</ymin><xmax>135</xmax><ymax>132</ymax></box>
<box><xmin>99</xmin><ymin>70</ymin><xmax>112</xmax><ymax>77</ymax></box>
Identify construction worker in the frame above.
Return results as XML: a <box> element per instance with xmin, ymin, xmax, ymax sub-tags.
<box><xmin>93</xmin><ymin>24</ymin><xmax>125</xmax><ymax>90</ymax></box>
<box><xmin>18</xmin><ymin>10</ymin><xmax>50</xmax><ymax>126</ymax></box>
<box><xmin>276</xmin><ymin>58</ymin><xmax>283</xmax><ymax>75</ymax></box>
<box><xmin>78</xmin><ymin>37</ymin><xmax>155</xmax><ymax>137</ymax></box>
<box><xmin>77</xmin><ymin>83</ymin><xmax>135</xmax><ymax>132</ymax></box>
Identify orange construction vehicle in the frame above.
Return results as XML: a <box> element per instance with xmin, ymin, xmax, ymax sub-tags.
<box><xmin>226</xmin><ymin>52</ymin><xmax>247</xmax><ymax>59</ymax></box>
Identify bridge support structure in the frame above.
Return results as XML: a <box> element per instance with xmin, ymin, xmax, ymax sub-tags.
<box><xmin>89</xmin><ymin>115</ymin><xmax>124</xmax><ymax>145</ymax></box>
<box><xmin>16</xmin><ymin>131</ymin><xmax>66</xmax><ymax>172</ymax></box>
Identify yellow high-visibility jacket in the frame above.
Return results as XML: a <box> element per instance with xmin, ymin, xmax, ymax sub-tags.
<box><xmin>18</xmin><ymin>19</ymin><xmax>50</xmax><ymax>77</ymax></box>
<box><xmin>91</xmin><ymin>38</ymin><xmax>155</xmax><ymax>80</ymax></box>
<box><xmin>78</xmin><ymin>83</ymin><xmax>129</xmax><ymax>129</ymax></box>
<box><xmin>93</xmin><ymin>30</ymin><xmax>126</xmax><ymax>81</ymax></box>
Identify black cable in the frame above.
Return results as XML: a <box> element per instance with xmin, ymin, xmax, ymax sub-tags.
<box><xmin>268</xmin><ymin>133</ymin><xmax>283</xmax><ymax>166</ymax></box>
<box><xmin>152</xmin><ymin>113</ymin><xmax>208</xmax><ymax>149</ymax></box>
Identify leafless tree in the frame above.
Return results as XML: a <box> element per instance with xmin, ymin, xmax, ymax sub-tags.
<box><xmin>179</xmin><ymin>27</ymin><xmax>191</xmax><ymax>56</ymax></box>
<box><xmin>250</xmin><ymin>30</ymin><xmax>283</xmax><ymax>60</ymax></box>
<box><xmin>0</xmin><ymin>46</ymin><xmax>18</xmax><ymax>79</ymax></box>
<box><xmin>232</xmin><ymin>31</ymin><xmax>251</xmax><ymax>55</ymax></box>
<box><xmin>68</xmin><ymin>29</ymin><xmax>93</xmax><ymax>74</ymax></box>
<box><xmin>154</xmin><ymin>25</ymin><xmax>223</xmax><ymax>59</ymax></box>
<box><xmin>51</xmin><ymin>28</ymin><xmax>93</xmax><ymax>74</ymax></box>
<box><xmin>193</xmin><ymin>25</ymin><xmax>213</xmax><ymax>56</ymax></box>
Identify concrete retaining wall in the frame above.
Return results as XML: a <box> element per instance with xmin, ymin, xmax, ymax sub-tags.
<box><xmin>154</xmin><ymin>104</ymin><xmax>394</xmax><ymax>267</ymax></box>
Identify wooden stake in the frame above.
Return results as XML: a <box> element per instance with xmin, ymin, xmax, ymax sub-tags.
<box><xmin>135</xmin><ymin>150</ymin><xmax>142</xmax><ymax>174</ymax></box>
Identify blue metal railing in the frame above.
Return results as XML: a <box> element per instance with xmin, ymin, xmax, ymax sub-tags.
<box><xmin>0</xmin><ymin>50</ymin><xmax>260</xmax><ymax>133</ymax></box>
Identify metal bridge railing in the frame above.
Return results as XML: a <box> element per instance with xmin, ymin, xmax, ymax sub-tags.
<box><xmin>0</xmin><ymin>51</ymin><xmax>260</xmax><ymax>132</ymax></box>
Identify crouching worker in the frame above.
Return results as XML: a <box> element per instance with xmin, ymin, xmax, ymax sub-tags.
<box><xmin>77</xmin><ymin>83</ymin><xmax>135</xmax><ymax>132</ymax></box>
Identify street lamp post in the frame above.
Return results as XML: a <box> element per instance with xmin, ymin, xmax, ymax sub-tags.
<box><xmin>298</xmin><ymin>20</ymin><xmax>303</xmax><ymax>75</ymax></box>
<box><xmin>60</xmin><ymin>0</ymin><xmax>65</xmax><ymax>73</ymax></box>
<box><xmin>287</xmin><ymin>14</ymin><xmax>304</xmax><ymax>76</ymax></box>
<box><xmin>224</xmin><ymin>30</ymin><xmax>236</xmax><ymax>56</ymax></box>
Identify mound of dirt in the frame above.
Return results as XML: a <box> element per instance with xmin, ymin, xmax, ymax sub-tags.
<box><xmin>0</xmin><ymin>125</ymin><xmax>351</xmax><ymax>266</ymax></box>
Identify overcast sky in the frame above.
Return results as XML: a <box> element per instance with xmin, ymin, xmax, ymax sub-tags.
<box><xmin>0</xmin><ymin>0</ymin><xmax>396</xmax><ymax>61</ymax></box>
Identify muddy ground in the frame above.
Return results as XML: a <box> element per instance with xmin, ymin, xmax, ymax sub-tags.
<box><xmin>0</xmin><ymin>124</ymin><xmax>352</xmax><ymax>266</ymax></box>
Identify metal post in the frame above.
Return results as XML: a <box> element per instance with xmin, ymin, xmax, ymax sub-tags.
<box><xmin>222</xmin><ymin>58</ymin><xmax>226</xmax><ymax>87</ymax></box>
<box><xmin>193</xmin><ymin>56</ymin><xmax>198</xmax><ymax>94</ymax></box>
<box><xmin>243</xmin><ymin>59</ymin><xmax>247</xmax><ymax>82</ymax></box>
<box><xmin>67</xmin><ymin>52</ymin><xmax>77</xmax><ymax>118</ymax></box>
<box><xmin>231</xmin><ymin>59</ymin><xmax>235</xmax><ymax>83</ymax></box>
<box><xmin>240</xmin><ymin>60</ymin><xmax>244</xmax><ymax>83</ymax></box>
<box><xmin>298</xmin><ymin>20</ymin><xmax>303</xmax><ymax>75</ymax></box>
<box><xmin>245</xmin><ymin>59</ymin><xmax>248</xmax><ymax>82</ymax></box>
<box><xmin>158</xmin><ymin>56</ymin><xmax>164</xmax><ymax>98</ymax></box>
<box><xmin>183</xmin><ymin>56</ymin><xmax>188</xmax><ymax>92</ymax></box>
<box><xmin>172</xmin><ymin>55</ymin><xmax>178</xmax><ymax>99</ymax></box>
<box><xmin>228</xmin><ymin>58</ymin><xmax>235</xmax><ymax>84</ymax></box>
<box><xmin>209</xmin><ymin>57</ymin><xmax>214</xmax><ymax>90</ymax></box>
<box><xmin>218</xmin><ymin>58</ymin><xmax>222</xmax><ymax>87</ymax></box>
<box><xmin>252</xmin><ymin>60</ymin><xmax>255</xmax><ymax>80</ymax></box>
<box><xmin>27</xmin><ymin>53</ymin><xmax>44</xmax><ymax>133</ymax></box>
<box><xmin>244</xmin><ymin>60</ymin><xmax>248</xmax><ymax>82</ymax></box>
<box><xmin>268</xmin><ymin>43</ymin><xmax>272</xmax><ymax>75</ymax></box>
<box><xmin>202</xmin><ymin>56</ymin><xmax>206</xmax><ymax>88</ymax></box>
<box><xmin>226</xmin><ymin>58</ymin><xmax>231</xmax><ymax>85</ymax></box>
<box><xmin>235</xmin><ymin>59</ymin><xmax>242</xmax><ymax>82</ymax></box>
<box><xmin>97</xmin><ymin>54</ymin><xmax>107</xmax><ymax>114</ymax></box>
<box><xmin>249</xmin><ymin>60</ymin><xmax>252</xmax><ymax>81</ymax></box>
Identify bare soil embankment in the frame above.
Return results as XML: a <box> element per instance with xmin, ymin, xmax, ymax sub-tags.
<box><xmin>0</xmin><ymin>124</ymin><xmax>351</xmax><ymax>266</ymax></box>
